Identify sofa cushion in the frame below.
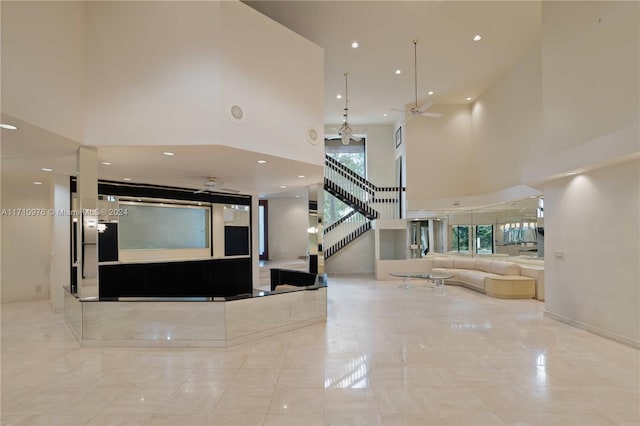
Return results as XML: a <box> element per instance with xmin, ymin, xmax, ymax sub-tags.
<box><xmin>453</xmin><ymin>257</ymin><xmax>476</xmax><ymax>270</ymax></box>
<box><xmin>489</xmin><ymin>261</ymin><xmax>520</xmax><ymax>276</ymax></box>
<box><xmin>432</xmin><ymin>257</ymin><xmax>453</xmax><ymax>269</ymax></box>
<box><xmin>475</xmin><ymin>259</ymin><xmax>493</xmax><ymax>273</ymax></box>
<box><xmin>456</xmin><ymin>269</ymin><xmax>486</xmax><ymax>290</ymax></box>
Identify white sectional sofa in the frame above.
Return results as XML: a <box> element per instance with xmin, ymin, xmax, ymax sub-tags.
<box><xmin>430</xmin><ymin>256</ymin><xmax>536</xmax><ymax>299</ymax></box>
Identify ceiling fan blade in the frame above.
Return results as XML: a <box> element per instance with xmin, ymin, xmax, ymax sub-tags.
<box><xmin>416</xmin><ymin>101</ymin><xmax>434</xmax><ymax>112</ymax></box>
<box><xmin>350</xmin><ymin>136</ymin><xmax>362</xmax><ymax>142</ymax></box>
<box><xmin>390</xmin><ymin>108</ymin><xmax>406</xmax><ymax>113</ymax></box>
<box><xmin>420</xmin><ymin>112</ymin><xmax>442</xmax><ymax>118</ymax></box>
<box><xmin>193</xmin><ymin>189</ymin><xmax>206</xmax><ymax>194</ymax></box>
<box><xmin>220</xmin><ymin>188</ymin><xmax>241</xmax><ymax>194</ymax></box>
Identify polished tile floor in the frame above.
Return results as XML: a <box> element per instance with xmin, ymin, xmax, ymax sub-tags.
<box><xmin>2</xmin><ymin>276</ymin><xmax>639</xmax><ymax>425</ymax></box>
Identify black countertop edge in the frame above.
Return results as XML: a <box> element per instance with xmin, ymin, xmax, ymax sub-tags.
<box><xmin>76</xmin><ymin>284</ymin><xmax>327</xmax><ymax>302</ymax></box>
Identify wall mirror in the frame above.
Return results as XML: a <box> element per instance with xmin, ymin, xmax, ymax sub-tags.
<box><xmin>413</xmin><ymin>197</ymin><xmax>543</xmax><ymax>258</ymax></box>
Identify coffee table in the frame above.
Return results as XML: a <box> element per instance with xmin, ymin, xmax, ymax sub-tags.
<box><xmin>389</xmin><ymin>273</ymin><xmax>454</xmax><ymax>290</ymax></box>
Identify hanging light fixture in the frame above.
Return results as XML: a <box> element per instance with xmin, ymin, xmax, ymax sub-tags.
<box><xmin>338</xmin><ymin>73</ymin><xmax>363</xmax><ymax>146</ymax></box>
<box><xmin>339</xmin><ymin>73</ymin><xmax>353</xmax><ymax>145</ymax></box>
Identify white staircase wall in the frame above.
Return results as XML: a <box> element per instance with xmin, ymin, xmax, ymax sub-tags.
<box><xmin>325</xmin><ymin>230</ymin><xmax>374</xmax><ymax>274</ymax></box>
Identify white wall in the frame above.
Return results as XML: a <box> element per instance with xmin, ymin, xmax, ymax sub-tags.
<box><xmin>536</xmin><ymin>1</ymin><xmax>639</xmax><ymax>346</ymax></box>
<box><xmin>322</xmin><ymin>124</ymin><xmax>393</xmax><ymax>273</ymax></box>
<box><xmin>3</xmin><ymin>1</ymin><xmax>325</xmax><ymax>167</ymax></box>
<box><xmin>84</xmin><ymin>1</ymin><xmax>222</xmax><ymax>148</ymax></box>
<box><xmin>1</xmin><ymin>182</ymin><xmax>52</xmax><ymax>303</ymax></box>
<box><xmin>324</xmin><ymin>124</ymin><xmax>395</xmax><ymax>187</ymax></box>
<box><xmin>325</xmin><ymin>230</ymin><xmax>374</xmax><ymax>274</ymax></box>
<box><xmin>267</xmin><ymin>197</ymin><xmax>309</xmax><ymax>261</ymax></box>
<box><xmin>471</xmin><ymin>46</ymin><xmax>542</xmax><ymax>194</ymax></box>
<box><xmin>544</xmin><ymin>160</ymin><xmax>639</xmax><ymax>346</ymax></box>
<box><xmin>405</xmin><ymin>104</ymin><xmax>472</xmax><ymax>209</ymax></box>
<box><xmin>1</xmin><ymin>1</ymin><xmax>85</xmax><ymax>143</ymax></box>
<box><xmin>364</xmin><ymin>125</ymin><xmax>396</xmax><ymax>187</ymax></box>
<box><xmin>540</xmin><ymin>2</ymin><xmax>639</xmax><ymax>158</ymax></box>
<box><xmin>221</xmin><ymin>1</ymin><xmax>325</xmax><ymax>165</ymax></box>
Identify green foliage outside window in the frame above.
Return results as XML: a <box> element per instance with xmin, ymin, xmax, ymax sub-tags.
<box><xmin>324</xmin><ymin>151</ymin><xmax>366</xmax><ymax>224</ymax></box>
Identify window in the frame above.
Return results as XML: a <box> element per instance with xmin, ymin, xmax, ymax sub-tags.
<box><xmin>475</xmin><ymin>225</ymin><xmax>494</xmax><ymax>254</ymax></box>
<box><xmin>324</xmin><ymin>137</ymin><xmax>366</xmax><ymax>223</ymax></box>
<box><xmin>451</xmin><ymin>225</ymin><xmax>470</xmax><ymax>253</ymax></box>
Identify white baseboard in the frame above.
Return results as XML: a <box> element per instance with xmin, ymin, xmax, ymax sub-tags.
<box><xmin>544</xmin><ymin>310</ymin><xmax>640</xmax><ymax>349</ymax></box>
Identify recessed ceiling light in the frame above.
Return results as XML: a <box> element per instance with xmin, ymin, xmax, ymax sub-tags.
<box><xmin>123</xmin><ymin>177</ymin><xmax>132</xmax><ymax>181</ymax></box>
<box><xmin>336</xmin><ymin>94</ymin><xmax>342</xmax><ymax>99</ymax></box>
<box><xmin>395</xmin><ymin>69</ymin><xmax>402</xmax><ymax>75</ymax></box>
<box><xmin>41</xmin><ymin>167</ymin><xmax>53</xmax><ymax>172</ymax></box>
<box><xmin>162</xmin><ymin>151</ymin><xmax>175</xmax><ymax>156</ymax></box>
<box><xmin>295</xmin><ymin>195</ymin><xmax>301</xmax><ymax>198</ymax></box>
<box><xmin>100</xmin><ymin>161</ymin><xmax>112</xmax><ymax>166</ymax></box>
<box><xmin>383</xmin><ymin>113</ymin><xmax>388</xmax><ymax>117</ymax></box>
<box><xmin>257</xmin><ymin>160</ymin><xmax>267</xmax><ymax>164</ymax></box>
<box><xmin>297</xmin><ymin>175</ymin><xmax>305</xmax><ymax>178</ymax></box>
<box><xmin>428</xmin><ymin>91</ymin><xmax>435</xmax><ymax>95</ymax></box>
<box><xmin>33</xmin><ymin>181</ymin><xmax>43</xmax><ymax>185</ymax></box>
<box><xmin>473</xmin><ymin>34</ymin><xmax>482</xmax><ymax>41</ymax></box>
<box><xmin>280</xmin><ymin>185</ymin><xmax>287</xmax><ymax>189</ymax></box>
<box><xmin>351</xmin><ymin>41</ymin><xmax>359</xmax><ymax>48</ymax></box>
<box><xmin>466</xmin><ymin>97</ymin><xmax>473</xmax><ymax>101</ymax></box>
<box><xmin>0</xmin><ymin>124</ymin><xmax>18</xmax><ymax>130</ymax></box>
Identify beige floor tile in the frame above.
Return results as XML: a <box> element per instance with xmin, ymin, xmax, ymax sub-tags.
<box><xmin>323</xmin><ymin>412</ymin><xmax>385</xmax><ymax>425</ymax></box>
<box><xmin>155</xmin><ymin>385</ymin><xmax>224</xmax><ymax>415</ymax></box>
<box><xmin>228</xmin><ymin>368</ymin><xmax>281</xmax><ymax>389</ymax></box>
<box><xmin>277</xmin><ymin>368</ymin><xmax>325</xmax><ymax>388</ymax></box>
<box><xmin>268</xmin><ymin>388</ymin><xmax>324</xmax><ymax>415</ymax></box>
<box><xmin>1</xmin><ymin>277</ymin><xmax>638</xmax><ymax>426</ymax></box>
<box><xmin>86</xmin><ymin>414</ymin><xmax>152</xmax><ymax>425</ymax></box>
<box><xmin>143</xmin><ymin>414</ymin><xmax>208</xmax><ymax>425</ymax></box>
<box><xmin>263</xmin><ymin>414</ymin><xmax>324</xmax><ymax>425</ymax></box>
<box><xmin>211</xmin><ymin>387</ymin><xmax>273</xmax><ymax>415</ymax></box>
<box><xmin>203</xmin><ymin>413</ymin><xmax>265</xmax><ymax>425</ymax></box>
<box><xmin>0</xmin><ymin>414</ymin><xmax>95</xmax><ymax>425</ymax></box>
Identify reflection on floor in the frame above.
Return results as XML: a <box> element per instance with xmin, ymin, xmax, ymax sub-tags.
<box><xmin>2</xmin><ymin>276</ymin><xmax>639</xmax><ymax>425</ymax></box>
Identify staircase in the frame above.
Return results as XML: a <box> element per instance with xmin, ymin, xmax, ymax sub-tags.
<box><xmin>323</xmin><ymin>155</ymin><xmax>404</xmax><ymax>259</ymax></box>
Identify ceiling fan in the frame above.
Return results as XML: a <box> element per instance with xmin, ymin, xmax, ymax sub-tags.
<box><xmin>391</xmin><ymin>39</ymin><xmax>443</xmax><ymax>121</ymax></box>
<box><xmin>193</xmin><ymin>177</ymin><xmax>240</xmax><ymax>194</ymax></box>
<box><xmin>331</xmin><ymin>73</ymin><xmax>362</xmax><ymax>145</ymax></box>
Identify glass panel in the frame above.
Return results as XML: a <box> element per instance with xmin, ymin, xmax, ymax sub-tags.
<box><xmin>451</xmin><ymin>225</ymin><xmax>470</xmax><ymax>253</ymax></box>
<box><xmin>119</xmin><ymin>203</ymin><xmax>210</xmax><ymax>250</ymax></box>
<box><xmin>476</xmin><ymin>225</ymin><xmax>493</xmax><ymax>254</ymax></box>
<box><xmin>324</xmin><ymin>137</ymin><xmax>365</xmax><ymax>224</ymax></box>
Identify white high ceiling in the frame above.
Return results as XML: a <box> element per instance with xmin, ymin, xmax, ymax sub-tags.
<box><xmin>245</xmin><ymin>1</ymin><xmax>541</xmax><ymax>126</ymax></box>
<box><xmin>2</xmin><ymin>1</ymin><xmax>542</xmax><ymax>198</ymax></box>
